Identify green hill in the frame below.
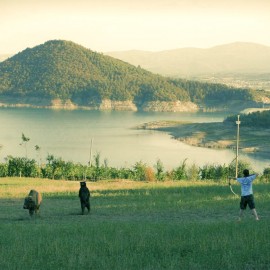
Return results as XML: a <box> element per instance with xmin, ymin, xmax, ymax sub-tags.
<box><xmin>0</xmin><ymin>40</ymin><xmax>191</xmax><ymax>110</ymax></box>
<box><xmin>224</xmin><ymin>110</ymin><xmax>270</xmax><ymax>128</ymax></box>
<box><xmin>0</xmin><ymin>40</ymin><xmax>268</xmax><ymax>111</ymax></box>
<box><xmin>169</xmin><ymin>79</ymin><xmax>267</xmax><ymax>111</ymax></box>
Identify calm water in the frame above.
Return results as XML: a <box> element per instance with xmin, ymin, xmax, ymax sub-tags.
<box><xmin>0</xmin><ymin>108</ymin><xmax>268</xmax><ymax>172</ymax></box>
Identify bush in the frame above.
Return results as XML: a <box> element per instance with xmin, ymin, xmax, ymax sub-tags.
<box><xmin>263</xmin><ymin>168</ymin><xmax>270</xmax><ymax>181</ymax></box>
<box><xmin>0</xmin><ymin>163</ymin><xmax>8</xmax><ymax>177</ymax></box>
<box><xmin>200</xmin><ymin>164</ymin><xmax>227</xmax><ymax>181</ymax></box>
<box><xmin>171</xmin><ymin>159</ymin><xmax>188</xmax><ymax>180</ymax></box>
<box><xmin>7</xmin><ymin>157</ymin><xmax>38</xmax><ymax>177</ymax></box>
<box><xmin>154</xmin><ymin>159</ymin><xmax>165</xmax><ymax>181</ymax></box>
<box><xmin>145</xmin><ymin>167</ymin><xmax>156</xmax><ymax>182</ymax></box>
<box><xmin>187</xmin><ymin>163</ymin><xmax>200</xmax><ymax>181</ymax></box>
<box><xmin>133</xmin><ymin>161</ymin><xmax>148</xmax><ymax>181</ymax></box>
<box><xmin>0</xmin><ymin>154</ymin><xmax>261</xmax><ymax>183</ymax></box>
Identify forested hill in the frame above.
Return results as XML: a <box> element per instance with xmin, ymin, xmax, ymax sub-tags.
<box><xmin>0</xmin><ymin>40</ymin><xmax>190</xmax><ymax>110</ymax></box>
<box><xmin>169</xmin><ymin>79</ymin><xmax>268</xmax><ymax>110</ymax></box>
<box><xmin>224</xmin><ymin>110</ymin><xmax>270</xmax><ymax>128</ymax></box>
<box><xmin>0</xmin><ymin>40</ymin><xmax>268</xmax><ymax>111</ymax></box>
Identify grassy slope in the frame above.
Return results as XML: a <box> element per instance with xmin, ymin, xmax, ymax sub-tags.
<box><xmin>1</xmin><ymin>178</ymin><xmax>270</xmax><ymax>270</ymax></box>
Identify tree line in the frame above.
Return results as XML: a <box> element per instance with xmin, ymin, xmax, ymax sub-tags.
<box><xmin>224</xmin><ymin>110</ymin><xmax>270</xmax><ymax>128</ymax></box>
<box><xmin>170</xmin><ymin>79</ymin><xmax>263</xmax><ymax>107</ymax></box>
<box><xmin>0</xmin><ymin>154</ymin><xmax>270</xmax><ymax>182</ymax></box>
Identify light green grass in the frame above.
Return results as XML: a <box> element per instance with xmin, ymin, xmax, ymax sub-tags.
<box><xmin>1</xmin><ymin>177</ymin><xmax>270</xmax><ymax>269</ymax></box>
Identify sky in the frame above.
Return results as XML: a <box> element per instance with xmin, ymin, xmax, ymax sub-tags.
<box><xmin>1</xmin><ymin>0</ymin><xmax>270</xmax><ymax>54</ymax></box>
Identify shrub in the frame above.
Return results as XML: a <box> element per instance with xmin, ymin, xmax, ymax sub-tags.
<box><xmin>0</xmin><ymin>163</ymin><xmax>8</xmax><ymax>177</ymax></box>
<box><xmin>7</xmin><ymin>157</ymin><xmax>38</xmax><ymax>177</ymax></box>
<box><xmin>171</xmin><ymin>159</ymin><xmax>188</xmax><ymax>180</ymax></box>
<box><xmin>154</xmin><ymin>159</ymin><xmax>165</xmax><ymax>181</ymax></box>
<box><xmin>133</xmin><ymin>161</ymin><xmax>148</xmax><ymax>181</ymax></box>
<box><xmin>263</xmin><ymin>168</ymin><xmax>270</xmax><ymax>181</ymax></box>
<box><xmin>200</xmin><ymin>164</ymin><xmax>227</xmax><ymax>181</ymax></box>
<box><xmin>0</xmin><ymin>154</ymin><xmax>262</xmax><ymax>183</ymax></box>
<box><xmin>145</xmin><ymin>167</ymin><xmax>156</xmax><ymax>182</ymax></box>
<box><xmin>187</xmin><ymin>163</ymin><xmax>200</xmax><ymax>181</ymax></box>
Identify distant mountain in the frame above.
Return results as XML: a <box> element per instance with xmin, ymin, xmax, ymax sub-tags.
<box><xmin>106</xmin><ymin>42</ymin><xmax>270</xmax><ymax>77</ymax></box>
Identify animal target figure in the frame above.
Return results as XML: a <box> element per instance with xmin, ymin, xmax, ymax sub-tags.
<box><xmin>79</xmin><ymin>181</ymin><xmax>90</xmax><ymax>215</ymax></box>
<box><xmin>23</xmin><ymin>190</ymin><xmax>42</xmax><ymax>216</ymax></box>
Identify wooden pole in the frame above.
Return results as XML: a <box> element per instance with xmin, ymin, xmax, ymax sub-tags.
<box><xmin>235</xmin><ymin>115</ymin><xmax>241</xmax><ymax>178</ymax></box>
<box><xmin>89</xmin><ymin>138</ymin><xmax>93</xmax><ymax>167</ymax></box>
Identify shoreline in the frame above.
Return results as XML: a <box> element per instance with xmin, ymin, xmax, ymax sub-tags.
<box><xmin>0</xmin><ymin>98</ymin><xmax>199</xmax><ymax>112</ymax></box>
<box><xmin>136</xmin><ymin>120</ymin><xmax>270</xmax><ymax>161</ymax></box>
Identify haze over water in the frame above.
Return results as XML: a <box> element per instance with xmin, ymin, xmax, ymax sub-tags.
<box><xmin>0</xmin><ymin>108</ymin><xmax>268</xmax><ymax>173</ymax></box>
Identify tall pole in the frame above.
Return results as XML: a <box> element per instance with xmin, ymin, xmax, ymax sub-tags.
<box><xmin>235</xmin><ymin>115</ymin><xmax>241</xmax><ymax>178</ymax></box>
<box><xmin>85</xmin><ymin>138</ymin><xmax>93</xmax><ymax>180</ymax></box>
<box><xmin>89</xmin><ymin>138</ymin><xmax>93</xmax><ymax>167</ymax></box>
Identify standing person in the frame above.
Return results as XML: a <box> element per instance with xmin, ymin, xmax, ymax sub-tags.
<box><xmin>236</xmin><ymin>169</ymin><xmax>259</xmax><ymax>221</ymax></box>
<box><xmin>79</xmin><ymin>181</ymin><xmax>90</xmax><ymax>215</ymax></box>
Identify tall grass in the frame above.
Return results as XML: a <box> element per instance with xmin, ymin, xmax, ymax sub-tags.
<box><xmin>1</xmin><ymin>177</ymin><xmax>270</xmax><ymax>269</ymax></box>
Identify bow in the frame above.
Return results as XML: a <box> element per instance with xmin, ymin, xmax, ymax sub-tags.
<box><xmin>228</xmin><ymin>157</ymin><xmax>238</xmax><ymax>196</ymax></box>
<box><xmin>228</xmin><ymin>115</ymin><xmax>241</xmax><ymax>196</ymax></box>
<box><xmin>229</xmin><ymin>178</ymin><xmax>238</xmax><ymax>196</ymax></box>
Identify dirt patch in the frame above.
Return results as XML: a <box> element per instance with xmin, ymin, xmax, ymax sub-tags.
<box><xmin>242</xmin><ymin>147</ymin><xmax>259</xmax><ymax>153</ymax></box>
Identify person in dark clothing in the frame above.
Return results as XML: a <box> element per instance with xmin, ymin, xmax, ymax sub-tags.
<box><xmin>79</xmin><ymin>181</ymin><xmax>90</xmax><ymax>215</ymax></box>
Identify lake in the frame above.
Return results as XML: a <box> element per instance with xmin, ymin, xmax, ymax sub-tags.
<box><xmin>0</xmin><ymin>108</ymin><xmax>269</xmax><ymax>173</ymax></box>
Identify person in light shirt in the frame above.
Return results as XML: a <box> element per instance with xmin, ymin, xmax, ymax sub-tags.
<box><xmin>236</xmin><ymin>169</ymin><xmax>259</xmax><ymax>221</ymax></box>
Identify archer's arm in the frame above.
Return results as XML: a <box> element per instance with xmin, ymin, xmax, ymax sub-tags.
<box><xmin>250</xmin><ymin>174</ymin><xmax>257</xmax><ymax>182</ymax></box>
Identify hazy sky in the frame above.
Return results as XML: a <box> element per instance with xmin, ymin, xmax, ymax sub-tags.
<box><xmin>1</xmin><ymin>0</ymin><xmax>270</xmax><ymax>53</ymax></box>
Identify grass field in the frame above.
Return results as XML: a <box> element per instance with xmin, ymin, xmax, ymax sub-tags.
<box><xmin>1</xmin><ymin>177</ymin><xmax>270</xmax><ymax>270</ymax></box>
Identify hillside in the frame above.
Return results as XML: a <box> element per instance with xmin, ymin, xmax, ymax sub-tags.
<box><xmin>0</xmin><ymin>54</ymin><xmax>12</xmax><ymax>62</ymax></box>
<box><xmin>0</xmin><ymin>40</ymin><xmax>194</xmax><ymax>111</ymax></box>
<box><xmin>169</xmin><ymin>79</ymin><xmax>270</xmax><ymax>111</ymax></box>
<box><xmin>106</xmin><ymin>42</ymin><xmax>270</xmax><ymax>77</ymax></box>
<box><xmin>0</xmin><ymin>40</ymin><xmax>268</xmax><ymax>112</ymax></box>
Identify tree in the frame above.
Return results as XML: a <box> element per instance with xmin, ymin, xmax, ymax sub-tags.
<box><xmin>171</xmin><ymin>159</ymin><xmax>188</xmax><ymax>180</ymax></box>
<box><xmin>154</xmin><ymin>159</ymin><xmax>165</xmax><ymax>181</ymax></box>
<box><xmin>0</xmin><ymin>144</ymin><xmax>3</xmax><ymax>160</ymax></box>
<box><xmin>21</xmin><ymin>133</ymin><xmax>30</xmax><ymax>158</ymax></box>
<box><xmin>35</xmin><ymin>145</ymin><xmax>41</xmax><ymax>177</ymax></box>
